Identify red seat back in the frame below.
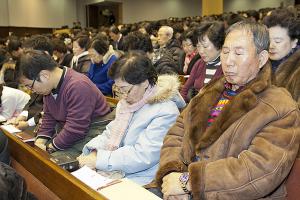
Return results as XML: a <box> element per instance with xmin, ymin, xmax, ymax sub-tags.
<box><xmin>286</xmin><ymin>158</ymin><xmax>300</xmax><ymax>200</ymax></box>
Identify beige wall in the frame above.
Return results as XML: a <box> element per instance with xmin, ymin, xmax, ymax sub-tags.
<box><xmin>0</xmin><ymin>0</ymin><xmax>297</xmax><ymax>28</ymax></box>
<box><xmin>224</xmin><ymin>0</ymin><xmax>295</xmax><ymax>12</ymax></box>
<box><xmin>0</xmin><ymin>0</ymin><xmax>9</xmax><ymax>26</ymax></box>
<box><xmin>121</xmin><ymin>0</ymin><xmax>201</xmax><ymax>24</ymax></box>
<box><xmin>0</xmin><ymin>0</ymin><xmax>77</xmax><ymax>28</ymax></box>
<box><xmin>77</xmin><ymin>0</ymin><xmax>201</xmax><ymax>27</ymax></box>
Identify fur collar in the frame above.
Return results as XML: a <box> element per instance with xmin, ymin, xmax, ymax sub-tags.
<box><xmin>147</xmin><ymin>74</ymin><xmax>181</xmax><ymax>104</ymax></box>
<box><xmin>275</xmin><ymin>49</ymin><xmax>300</xmax><ymax>86</ymax></box>
<box><xmin>187</xmin><ymin>62</ymin><xmax>272</xmax><ymax>153</ymax></box>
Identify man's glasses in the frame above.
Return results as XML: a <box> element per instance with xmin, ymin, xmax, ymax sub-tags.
<box><xmin>25</xmin><ymin>78</ymin><xmax>36</xmax><ymax>91</ymax></box>
<box><xmin>118</xmin><ymin>85</ymin><xmax>134</xmax><ymax>97</ymax></box>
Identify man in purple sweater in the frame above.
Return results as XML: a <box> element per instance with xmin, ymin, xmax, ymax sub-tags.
<box><xmin>18</xmin><ymin>50</ymin><xmax>111</xmax><ymax>156</ymax></box>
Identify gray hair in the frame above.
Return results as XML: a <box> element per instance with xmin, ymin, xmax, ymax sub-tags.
<box><xmin>159</xmin><ymin>26</ymin><xmax>174</xmax><ymax>38</ymax></box>
<box><xmin>226</xmin><ymin>21</ymin><xmax>269</xmax><ymax>54</ymax></box>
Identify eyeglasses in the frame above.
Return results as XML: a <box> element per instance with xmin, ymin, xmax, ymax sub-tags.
<box><xmin>25</xmin><ymin>78</ymin><xmax>36</xmax><ymax>91</ymax></box>
<box><xmin>118</xmin><ymin>85</ymin><xmax>134</xmax><ymax>97</ymax></box>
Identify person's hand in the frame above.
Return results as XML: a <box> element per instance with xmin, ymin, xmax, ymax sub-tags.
<box><xmin>162</xmin><ymin>172</ymin><xmax>190</xmax><ymax>197</ymax></box>
<box><xmin>15</xmin><ymin>115</ymin><xmax>27</xmax><ymax>123</ymax></box>
<box><xmin>77</xmin><ymin>151</ymin><xmax>97</xmax><ymax>169</ymax></box>
<box><xmin>6</xmin><ymin>115</ymin><xmax>27</xmax><ymax>125</ymax></box>
<box><xmin>34</xmin><ymin>138</ymin><xmax>48</xmax><ymax>151</ymax></box>
<box><xmin>16</xmin><ymin>121</ymin><xmax>29</xmax><ymax>130</ymax></box>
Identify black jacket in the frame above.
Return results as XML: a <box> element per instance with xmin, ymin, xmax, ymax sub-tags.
<box><xmin>0</xmin><ymin>162</ymin><xmax>37</xmax><ymax>200</ymax></box>
<box><xmin>165</xmin><ymin>38</ymin><xmax>185</xmax><ymax>74</ymax></box>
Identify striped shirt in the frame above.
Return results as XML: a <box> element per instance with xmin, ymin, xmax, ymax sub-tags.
<box><xmin>204</xmin><ymin>56</ymin><xmax>221</xmax><ymax>84</ymax></box>
<box><xmin>207</xmin><ymin>83</ymin><xmax>238</xmax><ymax>127</ymax></box>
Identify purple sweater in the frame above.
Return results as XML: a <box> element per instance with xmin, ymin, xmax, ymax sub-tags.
<box><xmin>37</xmin><ymin>69</ymin><xmax>110</xmax><ymax>149</ymax></box>
<box><xmin>180</xmin><ymin>58</ymin><xmax>223</xmax><ymax>102</ymax></box>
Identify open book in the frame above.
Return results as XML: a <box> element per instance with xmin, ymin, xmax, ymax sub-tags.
<box><xmin>71</xmin><ymin>166</ymin><xmax>114</xmax><ymax>190</ymax></box>
<box><xmin>1</xmin><ymin>124</ymin><xmax>21</xmax><ymax>133</ymax></box>
<box><xmin>72</xmin><ymin>166</ymin><xmax>162</xmax><ymax>200</ymax></box>
<box><xmin>15</xmin><ymin>132</ymin><xmax>36</xmax><ymax>142</ymax></box>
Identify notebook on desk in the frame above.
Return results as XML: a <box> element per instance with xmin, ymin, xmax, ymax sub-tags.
<box><xmin>15</xmin><ymin>132</ymin><xmax>36</xmax><ymax>146</ymax></box>
<box><xmin>72</xmin><ymin>166</ymin><xmax>162</xmax><ymax>200</ymax></box>
<box><xmin>1</xmin><ymin>124</ymin><xmax>21</xmax><ymax>133</ymax></box>
<box><xmin>71</xmin><ymin>166</ymin><xmax>113</xmax><ymax>190</ymax></box>
<box><xmin>100</xmin><ymin>178</ymin><xmax>162</xmax><ymax>200</ymax></box>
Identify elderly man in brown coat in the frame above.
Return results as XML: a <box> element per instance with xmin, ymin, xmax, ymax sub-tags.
<box><xmin>153</xmin><ymin>21</ymin><xmax>300</xmax><ymax>200</ymax></box>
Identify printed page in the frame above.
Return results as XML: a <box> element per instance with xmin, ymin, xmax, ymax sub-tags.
<box><xmin>1</xmin><ymin>125</ymin><xmax>21</xmax><ymax>133</ymax></box>
<box><xmin>71</xmin><ymin>166</ymin><xmax>113</xmax><ymax>190</ymax></box>
<box><xmin>100</xmin><ymin>178</ymin><xmax>162</xmax><ymax>200</ymax></box>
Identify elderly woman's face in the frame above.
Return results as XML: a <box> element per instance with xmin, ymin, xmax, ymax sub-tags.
<box><xmin>269</xmin><ymin>25</ymin><xmax>297</xmax><ymax>61</ymax></box>
<box><xmin>196</xmin><ymin>35</ymin><xmax>220</xmax><ymax>63</ymax></box>
<box><xmin>114</xmin><ymin>78</ymin><xmax>149</xmax><ymax>104</ymax></box>
<box><xmin>182</xmin><ymin>39</ymin><xmax>195</xmax><ymax>55</ymax></box>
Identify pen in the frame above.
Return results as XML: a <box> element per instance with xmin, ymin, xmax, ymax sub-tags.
<box><xmin>96</xmin><ymin>179</ymin><xmax>122</xmax><ymax>191</ymax></box>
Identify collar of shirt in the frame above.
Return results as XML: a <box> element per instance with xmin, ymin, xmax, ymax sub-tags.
<box><xmin>51</xmin><ymin>67</ymin><xmax>67</xmax><ymax>96</ymax></box>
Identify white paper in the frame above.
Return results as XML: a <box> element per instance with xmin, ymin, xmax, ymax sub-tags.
<box><xmin>71</xmin><ymin>166</ymin><xmax>113</xmax><ymax>190</ymax></box>
<box><xmin>1</xmin><ymin>125</ymin><xmax>21</xmax><ymax>133</ymax></box>
<box><xmin>100</xmin><ymin>178</ymin><xmax>162</xmax><ymax>200</ymax></box>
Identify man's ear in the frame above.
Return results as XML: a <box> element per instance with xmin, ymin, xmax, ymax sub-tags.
<box><xmin>258</xmin><ymin>50</ymin><xmax>269</xmax><ymax>69</ymax></box>
<box><xmin>39</xmin><ymin>70</ymin><xmax>50</xmax><ymax>81</ymax></box>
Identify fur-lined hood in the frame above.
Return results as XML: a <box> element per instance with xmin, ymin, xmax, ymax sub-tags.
<box><xmin>147</xmin><ymin>74</ymin><xmax>186</xmax><ymax>109</ymax></box>
<box><xmin>187</xmin><ymin>61</ymin><xmax>272</xmax><ymax>152</ymax></box>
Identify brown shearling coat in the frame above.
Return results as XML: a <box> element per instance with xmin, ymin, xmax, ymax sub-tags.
<box><xmin>155</xmin><ymin>63</ymin><xmax>300</xmax><ymax>200</ymax></box>
<box><xmin>273</xmin><ymin>49</ymin><xmax>300</xmax><ymax>105</ymax></box>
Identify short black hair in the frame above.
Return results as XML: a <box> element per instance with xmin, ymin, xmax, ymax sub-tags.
<box><xmin>263</xmin><ymin>8</ymin><xmax>300</xmax><ymax>41</ymax></box>
<box><xmin>7</xmin><ymin>39</ymin><xmax>22</xmax><ymax>53</ymax></box>
<box><xmin>89</xmin><ymin>37</ymin><xmax>109</xmax><ymax>55</ymax></box>
<box><xmin>108</xmin><ymin>51</ymin><xmax>157</xmax><ymax>86</ymax></box>
<box><xmin>122</xmin><ymin>31</ymin><xmax>153</xmax><ymax>53</ymax></box>
<box><xmin>246</xmin><ymin>10</ymin><xmax>260</xmax><ymax>21</ymax></box>
<box><xmin>195</xmin><ymin>21</ymin><xmax>225</xmax><ymax>50</ymax></box>
<box><xmin>181</xmin><ymin>30</ymin><xmax>197</xmax><ymax>46</ymax></box>
<box><xmin>17</xmin><ymin>49</ymin><xmax>57</xmax><ymax>81</ymax></box>
<box><xmin>52</xmin><ymin>39</ymin><xmax>67</xmax><ymax>54</ymax></box>
<box><xmin>74</xmin><ymin>35</ymin><xmax>90</xmax><ymax>50</ymax></box>
<box><xmin>23</xmin><ymin>35</ymin><xmax>54</xmax><ymax>56</ymax></box>
<box><xmin>226</xmin><ymin>13</ymin><xmax>246</xmax><ymax>27</ymax></box>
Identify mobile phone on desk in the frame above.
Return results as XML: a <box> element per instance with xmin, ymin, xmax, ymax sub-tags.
<box><xmin>50</xmin><ymin>154</ymin><xmax>79</xmax><ymax>172</ymax></box>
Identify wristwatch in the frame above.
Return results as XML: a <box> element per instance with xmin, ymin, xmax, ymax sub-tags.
<box><xmin>46</xmin><ymin>143</ymin><xmax>57</xmax><ymax>154</ymax></box>
<box><xmin>179</xmin><ymin>172</ymin><xmax>190</xmax><ymax>194</ymax></box>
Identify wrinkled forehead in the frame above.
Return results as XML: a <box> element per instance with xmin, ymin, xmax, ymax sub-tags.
<box><xmin>224</xmin><ymin>29</ymin><xmax>255</xmax><ymax>46</ymax></box>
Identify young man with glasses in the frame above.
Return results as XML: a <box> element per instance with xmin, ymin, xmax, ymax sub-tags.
<box><xmin>17</xmin><ymin>50</ymin><xmax>111</xmax><ymax>157</ymax></box>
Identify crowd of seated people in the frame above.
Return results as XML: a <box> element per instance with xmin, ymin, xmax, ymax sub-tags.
<box><xmin>0</xmin><ymin>5</ymin><xmax>299</xmax><ymax>200</ymax></box>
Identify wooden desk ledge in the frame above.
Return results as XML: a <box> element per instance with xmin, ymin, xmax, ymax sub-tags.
<box><xmin>2</xmin><ymin>129</ymin><xmax>107</xmax><ymax>200</ymax></box>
